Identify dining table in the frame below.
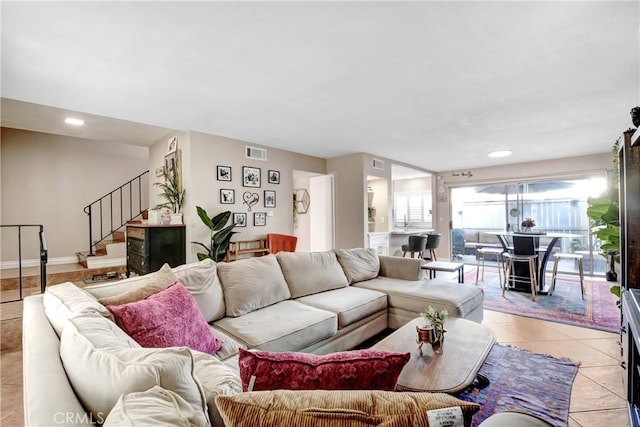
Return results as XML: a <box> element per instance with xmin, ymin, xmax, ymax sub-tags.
<box><xmin>483</xmin><ymin>231</ymin><xmax>583</xmax><ymax>294</ymax></box>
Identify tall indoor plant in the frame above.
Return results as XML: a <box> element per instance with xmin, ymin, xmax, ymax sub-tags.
<box><xmin>586</xmin><ymin>139</ymin><xmax>621</xmax><ymax>295</ymax></box>
<box><xmin>153</xmin><ymin>171</ymin><xmax>185</xmax><ymax>223</ymax></box>
<box><xmin>192</xmin><ymin>207</ymin><xmax>237</xmax><ymax>262</ymax></box>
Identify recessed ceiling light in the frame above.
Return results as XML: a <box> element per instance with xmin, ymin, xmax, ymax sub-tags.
<box><xmin>488</xmin><ymin>150</ymin><xmax>512</xmax><ymax>158</ymax></box>
<box><xmin>64</xmin><ymin>117</ymin><xmax>84</xmax><ymax>126</ymax></box>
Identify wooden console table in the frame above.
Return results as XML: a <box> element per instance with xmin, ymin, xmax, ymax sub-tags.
<box><xmin>226</xmin><ymin>238</ymin><xmax>269</xmax><ymax>262</ymax></box>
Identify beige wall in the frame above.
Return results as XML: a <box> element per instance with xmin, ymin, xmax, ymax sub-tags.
<box><xmin>174</xmin><ymin>131</ymin><xmax>325</xmax><ymax>263</ymax></box>
<box><xmin>327</xmin><ymin>153</ymin><xmax>366</xmax><ymax>249</ymax></box>
<box><xmin>0</xmin><ymin>128</ymin><xmax>148</xmax><ymax>264</ymax></box>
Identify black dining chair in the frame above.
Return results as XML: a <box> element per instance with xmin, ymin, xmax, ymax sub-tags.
<box><xmin>502</xmin><ymin>236</ymin><xmax>538</xmax><ymax>300</ymax></box>
<box><xmin>401</xmin><ymin>235</ymin><xmax>428</xmax><ymax>258</ymax></box>
<box><xmin>423</xmin><ymin>233</ymin><xmax>441</xmax><ymax>261</ymax></box>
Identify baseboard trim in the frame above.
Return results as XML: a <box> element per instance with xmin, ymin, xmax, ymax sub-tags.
<box><xmin>0</xmin><ymin>256</ymin><xmax>78</xmax><ymax>270</ymax></box>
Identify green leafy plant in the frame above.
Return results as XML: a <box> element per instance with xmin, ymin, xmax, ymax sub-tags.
<box><xmin>586</xmin><ymin>196</ymin><xmax>620</xmax><ymax>296</ymax></box>
<box><xmin>420</xmin><ymin>306</ymin><xmax>448</xmax><ymax>340</ymax></box>
<box><xmin>191</xmin><ymin>207</ymin><xmax>237</xmax><ymax>262</ymax></box>
<box><xmin>153</xmin><ymin>172</ymin><xmax>185</xmax><ymax>213</ymax></box>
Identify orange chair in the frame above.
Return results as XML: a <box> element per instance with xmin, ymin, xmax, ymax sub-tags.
<box><xmin>267</xmin><ymin>233</ymin><xmax>298</xmax><ymax>254</ymax></box>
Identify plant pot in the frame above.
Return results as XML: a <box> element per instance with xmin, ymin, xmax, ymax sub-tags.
<box><xmin>170</xmin><ymin>213</ymin><xmax>183</xmax><ymax>225</ymax></box>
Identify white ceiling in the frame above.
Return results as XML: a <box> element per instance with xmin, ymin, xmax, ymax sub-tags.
<box><xmin>1</xmin><ymin>1</ymin><xmax>638</xmax><ymax>172</ymax></box>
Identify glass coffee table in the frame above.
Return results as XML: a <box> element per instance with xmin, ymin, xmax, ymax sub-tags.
<box><xmin>372</xmin><ymin>317</ymin><xmax>495</xmax><ymax>393</ymax></box>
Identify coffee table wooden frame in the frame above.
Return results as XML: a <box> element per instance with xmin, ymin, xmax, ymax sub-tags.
<box><xmin>372</xmin><ymin>317</ymin><xmax>495</xmax><ymax>393</ymax></box>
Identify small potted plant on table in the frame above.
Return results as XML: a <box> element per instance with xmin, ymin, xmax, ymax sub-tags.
<box><xmin>416</xmin><ymin>306</ymin><xmax>448</xmax><ymax>354</ymax></box>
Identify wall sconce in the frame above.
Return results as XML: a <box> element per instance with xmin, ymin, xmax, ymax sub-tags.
<box><xmin>293</xmin><ymin>189</ymin><xmax>310</xmax><ymax>214</ymax></box>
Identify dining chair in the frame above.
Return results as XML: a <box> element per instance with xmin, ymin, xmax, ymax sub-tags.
<box><xmin>502</xmin><ymin>236</ymin><xmax>538</xmax><ymax>301</ymax></box>
<box><xmin>401</xmin><ymin>235</ymin><xmax>428</xmax><ymax>258</ymax></box>
<box><xmin>266</xmin><ymin>233</ymin><xmax>298</xmax><ymax>254</ymax></box>
<box><xmin>475</xmin><ymin>246</ymin><xmax>505</xmax><ymax>286</ymax></box>
<box><xmin>549</xmin><ymin>252</ymin><xmax>585</xmax><ymax>299</ymax></box>
<box><xmin>423</xmin><ymin>233</ymin><xmax>441</xmax><ymax>261</ymax></box>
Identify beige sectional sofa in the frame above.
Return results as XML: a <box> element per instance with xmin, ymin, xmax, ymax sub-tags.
<box><xmin>23</xmin><ymin>248</ymin><xmax>485</xmax><ymax>426</ymax></box>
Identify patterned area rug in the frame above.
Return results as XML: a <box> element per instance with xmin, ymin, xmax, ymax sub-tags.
<box><xmin>457</xmin><ymin>344</ymin><xmax>579</xmax><ymax>427</ymax></box>
<box><xmin>465</xmin><ymin>270</ymin><xmax>620</xmax><ymax>332</ymax></box>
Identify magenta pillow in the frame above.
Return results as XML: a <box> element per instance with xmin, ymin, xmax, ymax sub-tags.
<box><xmin>107</xmin><ymin>282</ymin><xmax>223</xmax><ymax>354</ymax></box>
<box><xmin>238</xmin><ymin>348</ymin><xmax>410</xmax><ymax>392</ymax></box>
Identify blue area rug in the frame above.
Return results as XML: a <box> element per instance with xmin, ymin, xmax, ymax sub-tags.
<box><xmin>465</xmin><ymin>270</ymin><xmax>620</xmax><ymax>333</ymax></box>
<box><xmin>457</xmin><ymin>344</ymin><xmax>579</xmax><ymax>427</ymax></box>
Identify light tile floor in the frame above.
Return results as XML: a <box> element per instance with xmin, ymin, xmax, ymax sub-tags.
<box><xmin>0</xmin><ymin>276</ymin><xmax>631</xmax><ymax>426</ymax></box>
<box><xmin>482</xmin><ymin>310</ymin><xmax>629</xmax><ymax>426</ymax></box>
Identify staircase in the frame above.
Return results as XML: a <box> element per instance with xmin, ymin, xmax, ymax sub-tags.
<box><xmin>76</xmin><ymin>230</ymin><xmax>127</xmax><ymax>269</ymax></box>
<box><xmin>77</xmin><ymin>171</ymin><xmax>150</xmax><ymax>269</ymax></box>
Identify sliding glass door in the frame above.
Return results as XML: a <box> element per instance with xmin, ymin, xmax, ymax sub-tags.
<box><xmin>450</xmin><ymin>176</ymin><xmax>607</xmax><ymax>276</ymax></box>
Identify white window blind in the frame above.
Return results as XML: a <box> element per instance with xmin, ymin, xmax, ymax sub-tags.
<box><xmin>394</xmin><ymin>191</ymin><xmax>432</xmax><ymax>226</ymax></box>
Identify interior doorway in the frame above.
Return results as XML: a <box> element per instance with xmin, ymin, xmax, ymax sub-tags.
<box><xmin>293</xmin><ymin>171</ymin><xmax>335</xmax><ymax>251</ymax></box>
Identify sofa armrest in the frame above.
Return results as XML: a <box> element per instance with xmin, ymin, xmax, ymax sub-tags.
<box><xmin>23</xmin><ymin>295</ymin><xmax>94</xmax><ymax>426</ymax></box>
<box><xmin>378</xmin><ymin>256</ymin><xmax>422</xmax><ymax>281</ymax></box>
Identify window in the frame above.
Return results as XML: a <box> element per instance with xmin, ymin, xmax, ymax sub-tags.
<box><xmin>395</xmin><ymin>191</ymin><xmax>432</xmax><ymax>226</ymax></box>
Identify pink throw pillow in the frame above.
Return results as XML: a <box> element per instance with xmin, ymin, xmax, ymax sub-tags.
<box><xmin>238</xmin><ymin>348</ymin><xmax>410</xmax><ymax>392</ymax></box>
<box><xmin>107</xmin><ymin>282</ymin><xmax>223</xmax><ymax>354</ymax></box>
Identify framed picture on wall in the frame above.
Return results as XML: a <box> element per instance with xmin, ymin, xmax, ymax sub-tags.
<box><xmin>220</xmin><ymin>189</ymin><xmax>235</xmax><ymax>204</ymax></box>
<box><xmin>167</xmin><ymin>136</ymin><xmax>178</xmax><ymax>154</ymax></box>
<box><xmin>233</xmin><ymin>212</ymin><xmax>247</xmax><ymax>227</ymax></box>
<box><xmin>268</xmin><ymin>170</ymin><xmax>280</xmax><ymax>184</ymax></box>
<box><xmin>164</xmin><ymin>150</ymin><xmax>181</xmax><ymax>188</ymax></box>
<box><xmin>254</xmin><ymin>212</ymin><xmax>266</xmax><ymax>226</ymax></box>
<box><xmin>217</xmin><ymin>165</ymin><xmax>232</xmax><ymax>181</ymax></box>
<box><xmin>264</xmin><ymin>190</ymin><xmax>276</xmax><ymax>208</ymax></box>
<box><xmin>243</xmin><ymin>166</ymin><xmax>261</xmax><ymax>187</ymax></box>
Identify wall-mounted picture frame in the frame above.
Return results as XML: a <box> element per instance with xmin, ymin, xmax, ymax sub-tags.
<box><xmin>268</xmin><ymin>170</ymin><xmax>280</xmax><ymax>184</ymax></box>
<box><xmin>264</xmin><ymin>190</ymin><xmax>276</xmax><ymax>208</ymax></box>
<box><xmin>254</xmin><ymin>212</ymin><xmax>267</xmax><ymax>226</ymax></box>
<box><xmin>233</xmin><ymin>212</ymin><xmax>247</xmax><ymax>227</ymax></box>
<box><xmin>217</xmin><ymin>165</ymin><xmax>232</xmax><ymax>181</ymax></box>
<box><xmin>220</xmin><ymin>189</ymin><xmax>235</xmax><ymax>204</ymax></box>
<box><xmin>164</xmin><ymin>150</ymin><xmax>181</xmax><ymax>188</ymax></box>
<box><xmin>167</xmin><ymin>136</ymin><xmax>178</xmax><ymax>154</ymax></box>
<box><xmin>243</xmin><ymin>166</ymin><xmax>261</xmax><ymax>187</ymax></box>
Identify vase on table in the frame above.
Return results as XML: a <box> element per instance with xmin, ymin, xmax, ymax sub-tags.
<box><xmin>416</xmin><ymin>325</ymin><xmax>445</xmax><ymax>355</ymax></box>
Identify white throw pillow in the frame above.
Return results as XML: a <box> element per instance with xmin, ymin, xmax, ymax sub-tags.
<box><xmin>103</xmin><ymin>386</ymin><xmax>209</xmax><ymax>427</ymax></box>
<box><xmin>191</xmin><ymin>350</ymin><xmax>243</xmax><ymax>426</ymax></box>
<box><xmin>43</xmin><ymin>282</ymin><xmax>113</xmax><ymax>336</ymax></box>
<box><xmin>217</xmin><ymin>255</ymin><xmax>291</xmax><ymax>317</ymax></box>
<box><xmin>60</xmin><ymin>314</ymin><xmax>208</xmax><ymax>422</ymax></box>
<box><xmin>335</xmin><ymin>248</ymin><xmax>380</xmax><ymax>284</ymax></box>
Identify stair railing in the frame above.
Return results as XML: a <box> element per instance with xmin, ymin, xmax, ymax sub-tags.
<box><xmin>83</xmin><ymin>171</ymin><xmax>149</xmax><ymax>256</ymax></box>
<box><xmin>0</xmin><ymin>224</ymin><xmax>47</xmax><ymax>303</ymax></box>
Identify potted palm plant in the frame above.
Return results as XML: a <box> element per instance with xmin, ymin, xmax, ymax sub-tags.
<box><xmin>153</xmin><ymin>171</ymin><xmax>185</xmax><ymax>224</ymax></box>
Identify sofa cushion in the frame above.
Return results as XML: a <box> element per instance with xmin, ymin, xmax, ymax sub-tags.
<box><xmin>59</xmin><ymin>314</ymin><xmax>208</xmax><ymax>422</ymax></box>
<box><xmin>85</xmin><ymin>259</ymin><xmax>225</xmax><ymax>323</ymax></box>
<box><xmin>210</xmin><ymin>326</ymin><xmax>246</xmax><ymax>361</ymax></box>
<box><xmin>107</xmin><ymin>282</ymin><xmax>223</xmax><ymax>354</ymax></box>
<box><xmin>238</xmin><ymin>348</ymin><xmax>409</xmax><ymax>392</ymax></box>
<box><xmin>214</xmin><ymin>300</ymin><xmax>337</xmax><ymax>351</ymax></box>
<box><xmin>191</xmin><ymin>350</ymin><xmax>243</xmax><ymax>427</ymax></box>
<box><xmin>353</xmin><ymin>277</ymin><xmax>484</xmax><ymax>319</ymax></box>
<box><xmin>43</xmin><ymin>282</ymin><xmax>113</xmax><ymax>337</ymax></box>
<box><xmin>173</xmin><ymin>258</ymin><xmax>226</xmax><ymax>322</ymax></box>
<box><xmin>296</xmin><ymin>287</ymin><xmax>387</xmax><ymax>328</ymax></box>
<box><xmin>103</xmin><ymin>386</ymin><xmax>209</xmax><ymax>427</ymax></box>
<box><xmin>276</xmin><ymin>251</ymin><xmax>349</xmax><ymax>298</ymax></box>
<box><xmin>215</xmin><ymin>390</ymin><xmax>480</xmax><ymax>427</ymax></box>
<box><xmin>217</xmin><ymin>255</ymin><xmax>291</xmax><ymax>317</ymax></box>
<box><xmin>335</xmin><ymin>248</ymin><xmax>380</xmax><ymax>284</ymax></box>
<box><xmin>97</xmin><ymin>263</ymin><xmax>177</xmax><ymax>306</ymax></box>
